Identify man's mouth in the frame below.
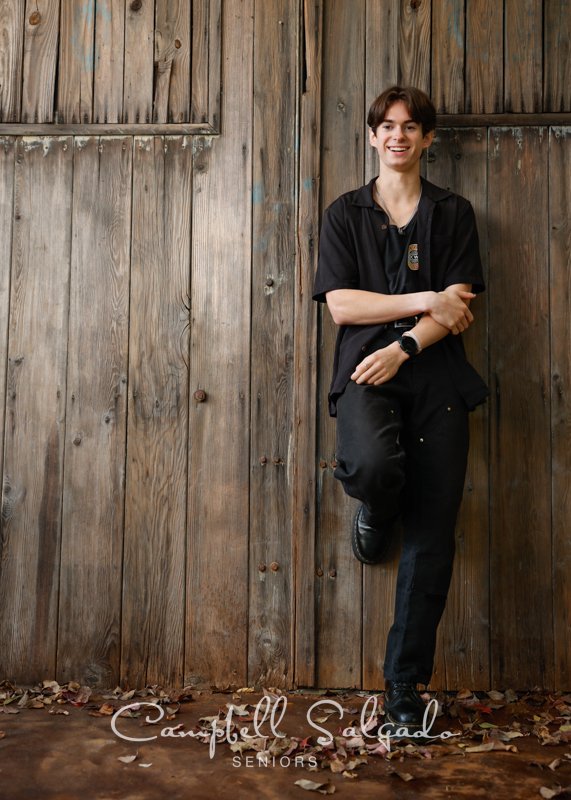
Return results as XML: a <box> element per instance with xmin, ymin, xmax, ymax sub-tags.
<box><xmin>388</xmin><ymin>146</ymin><xmax>409</xmax><ymax>152</ymax></box>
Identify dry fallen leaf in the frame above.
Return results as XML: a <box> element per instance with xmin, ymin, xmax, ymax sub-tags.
<box><xmin>539</xmin><ymin>786</ymin><xmax>571</xmax><ymax>799</ymax></box>
<box><xmin>294</xmin><ymin>779</ymin><xmax>335</xmax><ymax>794</ymax></box>
<box><xmin>117</xmin><ymin>754</ymin><xmax>138</xmax><ymax>764</ymax></box>
<box><xmin>388</xmin><ymin>767</ymin><xmax>415</xmax><ymax>782</ymax></box>
<box><xmin>465</xmin><ymin>741</ymin><xmax>518</xmax><ymax>753</ymax></box>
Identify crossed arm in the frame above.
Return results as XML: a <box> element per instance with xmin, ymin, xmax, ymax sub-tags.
<box><xmin>325</xmin><ymin>284</ymin><xmax>474</xmax><ymax>386</ymax></box>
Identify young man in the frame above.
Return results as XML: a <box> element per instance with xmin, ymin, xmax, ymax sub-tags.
<box><xmin>313</xmin><ymin>86</ymin><xmax>488</xmax><ymax>732</ymax></box>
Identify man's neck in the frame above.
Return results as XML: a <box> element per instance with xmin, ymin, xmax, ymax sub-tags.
<box><xmin>375</xmin><ymin>167</ymin><xmax>422</xmax><ymax>202</ymax></box>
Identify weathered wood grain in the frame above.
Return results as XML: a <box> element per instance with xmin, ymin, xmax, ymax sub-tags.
<box><xmin>318</xmin><ymin>0</ymin><xmax>365</xmax><ymax>689</ymax></box>
<box><xmin>0</xmin><ymin>139</ymin><xmax>15</xmax><ymax>539</ymax></box>
<box><xmin>123</xmin><ymin>0</ymin><xmax>154</xmax><ymax>123</ymax></box>
<box><xmin>504</xmin><ymin>0</ymin><xmax>542</xmax><ymax>113</ymax></box>
<box><xmin>185</xmin><ymin>0</ymin><xmax>253</xmax><ymax>687</ymax></box>
<box><xmin>293</xmin><ymin>0</ymin><xmax>322</xmax><ymax>688</ymax></box>
<box><xmin>0</xmin><ymin>1</ymin><xmax>25</xmax><ymax>122</ymax></box>
<box><xmin>488</xmin><ymin>127</ymin><xmax>552</xmax><ymax>689</ymax></box>
<box><xmin>121</xmin><ymin>136</ymin><xmax>191</xmax><ymax>687</ymax></box>
<box><xmin>154</xmin><ymin>0</ymin><xmax>191</xmax><ymax>123</ymax></box>
<box><xmin>365</xmin><ymin>0</ymin><xmax>399</xmax><ymax>181</ymax></box>
<box><xmin>21</xmin><ymin>0</ymin><xmax>60</xmax><ymax>123</ymax></box>
<box><xmin>93</xmin><ymin>0</ymin><xmax>125</xmax><ymax>122</ymax></box>
<box><xmin>56</xmin><ymin>136</ymin><xmax>132</xmax><ymax>687</ymax></box>
<box><xmin>549</xmin><ymin>127</ymin><xmax>571</xmax><ymax>689</ymax></box>
<box><xmin>57</xmin><ymin>0</ymin><xmax>95</xmax><ymax>123</ymax></box>
<box><xmin>426</xmin><ymin>128</ymin><xmax>490</xmax><ymax>691</ymax></box>
<box><xmin>431</xmin><ymin>0</ymin><xmax>464</xmax><ymax>113</ymax></box>
<box><xmin>191</xmin><ymin>0</ymin><xmax>222</xmax><ymax>128</ymax></box>
<box><xmin>398</xmin><ymin>0</ymin><xmax>431</xmax><ymax>92</ymax></box>
<box><xmin>465</xmin><ymin>0</ymin><xmax>503</xmax><ymax>113</ymax></box>
<box><xmin>248</xmin><ymin>0</ymin><xmax>298</xmax><ymax>688</ymax></box>
<box><xmin>0</xmin><ymin>136</ymin><xmax>72</xmax><ymax>681</ymax></box>
<box><xmin>544</xmin><ymin>0</ymin><xmax>571</xmax><ymax>113</ymax></box>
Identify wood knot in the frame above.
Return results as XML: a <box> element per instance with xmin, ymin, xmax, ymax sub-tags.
<box><xmin>130</xmin><ymin>0</ymin><xmax>142</xmax><ymax>10</ymax></box>
<box><xmin>410</xmin><ymin>0</ymin><xmax>421</xmax><ymax>8</ymax></box>
<box><xmin>29</xmin><ymin>11</ymin><xmax>41</xmax><ymax>25</ymax></box>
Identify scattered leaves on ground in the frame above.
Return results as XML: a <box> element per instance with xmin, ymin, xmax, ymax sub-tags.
<box><xmin>2</xmin><ymin>679</ymin><xmax>571</xmax><ymax>785</ymax></box>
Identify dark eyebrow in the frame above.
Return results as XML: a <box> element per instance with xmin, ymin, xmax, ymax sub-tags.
<box><xmin>382</xmin><ymin>118</ymin><xmax>417</xmax><ymax>124</ymax></box>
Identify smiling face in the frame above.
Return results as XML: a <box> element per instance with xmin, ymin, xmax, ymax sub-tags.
<box><xmin>369</xmin><ymin>100</ymin><xmax>434</xmax><ymax>175</ymax></box>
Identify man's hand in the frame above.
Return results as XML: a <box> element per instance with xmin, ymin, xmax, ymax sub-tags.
<box><xmin>427</xmin><ymin>287</ymin><xmax>475</xmax><ymax>334</ymax></box>
<box><xmin>351</xmin><ymin>341</ymin><xmax>409</xmax><ymax>385</ymax></box>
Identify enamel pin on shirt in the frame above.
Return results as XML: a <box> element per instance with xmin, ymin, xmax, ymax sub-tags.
<box><xmin>407</xmin><ymin>243</ymin><xmax>419</xmax><ymax>270</ymax></box>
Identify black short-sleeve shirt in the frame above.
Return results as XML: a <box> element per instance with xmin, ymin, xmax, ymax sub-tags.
<box><xmin>313</xmin><ymin>177</ymin><xmax>488</xmax><ymax>416</ymax></box>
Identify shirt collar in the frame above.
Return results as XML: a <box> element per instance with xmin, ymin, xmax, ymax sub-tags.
<box><xmin>351</xmin><ymin>176</ymin><xmax>453</xmax><ymax>208</ymax></box>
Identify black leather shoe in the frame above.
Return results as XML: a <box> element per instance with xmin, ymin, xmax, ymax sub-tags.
<box><xmin>383</xmin><ymin>680</ymin><xmax>426</xmax><ymax>731</ymax></box>
<box><xmin>351</xmin><ymin>505</ymin><xmax>394</xmax><ymax>564</ymax></box>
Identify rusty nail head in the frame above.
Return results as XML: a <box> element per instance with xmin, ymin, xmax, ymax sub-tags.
<box><xmin>270</xmin><ymin>562</ymin><xmax>279</xmax><ymax>572</ymax></box>
<box><xmin>329</xmin><ymin>569</ymin><xmax>337</xmax><ymax>578</ymax></box>
<box><xmin>73</xmin><ymin>434</ymin><xmax>82</xmax><ymax>446</ymax></box>
<box><xmin>266</xmin><ymin>277</ymin><xmax>274</xmax><ymax>287</ymax></box>
<box><xmin>331</xmin><ymin>459</ymin><xmax>338</xmax><ymax>468</ymax></box>
<box><xmin>258</xmin><ymin>563</ymin><xmax>266</xmax><ymax>572</ymax></box>
<box><xmin>319</xmin><ymin>459</ymin><xmax>327</xmax><ymax>469</ymax></box>
<box><xmin>193</xmin><ymin>389</ymin><xmax>207</xmax><ymax>402</ymax></box>
<box><xmin>316</xmin><ymin>568</ymin><xmax>324</xmax><ymax>577</ymax></box>
<box><xmin>260</xmin><ymin>456</ymin><xmax>267</xmax><ymax>464</ymax></box>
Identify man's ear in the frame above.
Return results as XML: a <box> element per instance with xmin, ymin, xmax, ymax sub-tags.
<box><xmin>422</xmin><ymin>130</ymin><xmax>435</xmax><ymax>150</ymax></box>
<box><xmin>369</xmin><ymin>127</ymin><xmax>377</xmax><ymax>146</ymax></box>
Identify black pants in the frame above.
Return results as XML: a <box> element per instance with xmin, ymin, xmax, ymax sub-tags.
<box><xmin>334</xmin><ymin>335</ymin><xmax>469</xmax><ymax>685</ymax></box>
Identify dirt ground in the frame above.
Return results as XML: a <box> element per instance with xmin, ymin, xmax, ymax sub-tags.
<box><xmin>1</xmin><ymin>682</ymin><xmax>571</xmax><ymax>800</ymax></box>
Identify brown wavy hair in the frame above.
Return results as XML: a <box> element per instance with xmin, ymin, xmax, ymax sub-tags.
<box><xmin>367</xmin><ymin>86</ymin><xmax>436</xmax><ymax>135</ymax></box>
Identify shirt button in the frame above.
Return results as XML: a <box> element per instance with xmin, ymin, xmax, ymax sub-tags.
<box><xmin>361</xmin><ymin>346</ymin><xmax>367</xmax><ymax>352</ymax></box>
<box><xmin>381</xmin><ymin>224</ymin><xmax>387</xmax><ymax>230</ymax></box>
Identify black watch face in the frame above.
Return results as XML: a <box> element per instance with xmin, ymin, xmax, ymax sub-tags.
<box><xmin>400</xmin><ymin>335</ymin><xmax>418</xmax><ymax>355</ymax></box>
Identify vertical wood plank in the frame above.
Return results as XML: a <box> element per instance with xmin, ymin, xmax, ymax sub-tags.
<box><xmin>123</xmin><ymin>0</ymin><xmax>154</xmax><ymax>123</ymax></box>
<box><xmin>365</xmin><ymin>0</ymin><xmax>399</xmax><ymax>181</ymax></box>
<box><xmin>154</xmin><ymin>0</ymin><xmax>191</xmax><ymax>123</ymax></box>
<box><xmin>0</xmin><ymin>139</ymin><xmax>15</xmax><ymax>528</ymax></box>
<box><xmin>426</xmin><ymin>128</ymin><xmax>490</xmax><ymax>691</ymax></box>
<box><xmin>465</xmin><ymin>0</ymin><xmax>503</xmax><ymax>113</ymax></box>
<box><xmin>121</xmin><ymin>136</ymin><xmax>190</xmax><ymax>687</ymax></box>
<box><xmin>431</xmin><ymin>0</ymin><xmax>464</xmax><ymax>113</ymax></box>
<box><xmin>544</xmin><ymin>0</ymin><xmax>571</xmax><ymax>113</ymax></box>
<box><xmin>488</xmin><ymin>127</ymin><xmax>552</xmax><ymax>689</ymax></box>
<box><xmin>549</xmin><ymin>127</ymin><xmax>571</xmax><ymax>690</ymax></box>
<box><xmin>0</xmin><ymin>137</ymin><xmax>72</xmax><ymax>682</ymax></box>
<box><xmin>318</xmin><ymin>0</ymin><xmax>365</xmax><ymax>689</ymax></box>
<box><xmin>0</xmin><ymin>1</ymin><xmax>25</xmax><ymax>122</ymax></box>
<box><xmin>293</xmin><ymin>0</ymin><xmax>322</xmax><ymax>688</ymax></box>
<box><xmin>57</xmin><ymin>0</ymin><xmax>95</xmax><ymax>123</ymax></box>
<box><xmin>93</xmin><ymin>0</ymin><xmax>125</xmax><ymax>122</ymax></box>
<box><xmin>56</xmin><ymin>136</ymin><xmax>132</xmax><ymax>687</ymax></box>
<box><xmin>185</xmin><ymin>0</ymin><xmax>253</xmax><ymax>687</ymax></box>
<box><xmin>191</xmin><ymin>0</ymin><xmax>222</xmax><ymax>128</ymax></box>
<box><xmin>398</xmin><ymin>0</ymin><xmax>431</xmax><ymax>92</ymax></box>
<box><xmin>248</xmin><ymin>0</ymin><xmax>298</xmax><ymax>688</ymax></box>
<box><xmin>504</xmin><ymin>0</ymin><xmax>542</xmax><ymax>113</ymax></box>
<box><xmin>21</xmin><ymin>0</ymin><xmax>60</xmax><ymax>123</ymax></box>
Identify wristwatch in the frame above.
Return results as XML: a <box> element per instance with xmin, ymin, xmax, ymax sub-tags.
<box><xmin>398</xmin><ymin>332</ymin><xmax>421</xmax><ymax>356</ymax></box>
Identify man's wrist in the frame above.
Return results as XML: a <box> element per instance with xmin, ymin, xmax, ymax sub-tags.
<box><xmin>398</xmin><ymin>332</ymin><xmax>421</xmax><ymax>357</ymax></box>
